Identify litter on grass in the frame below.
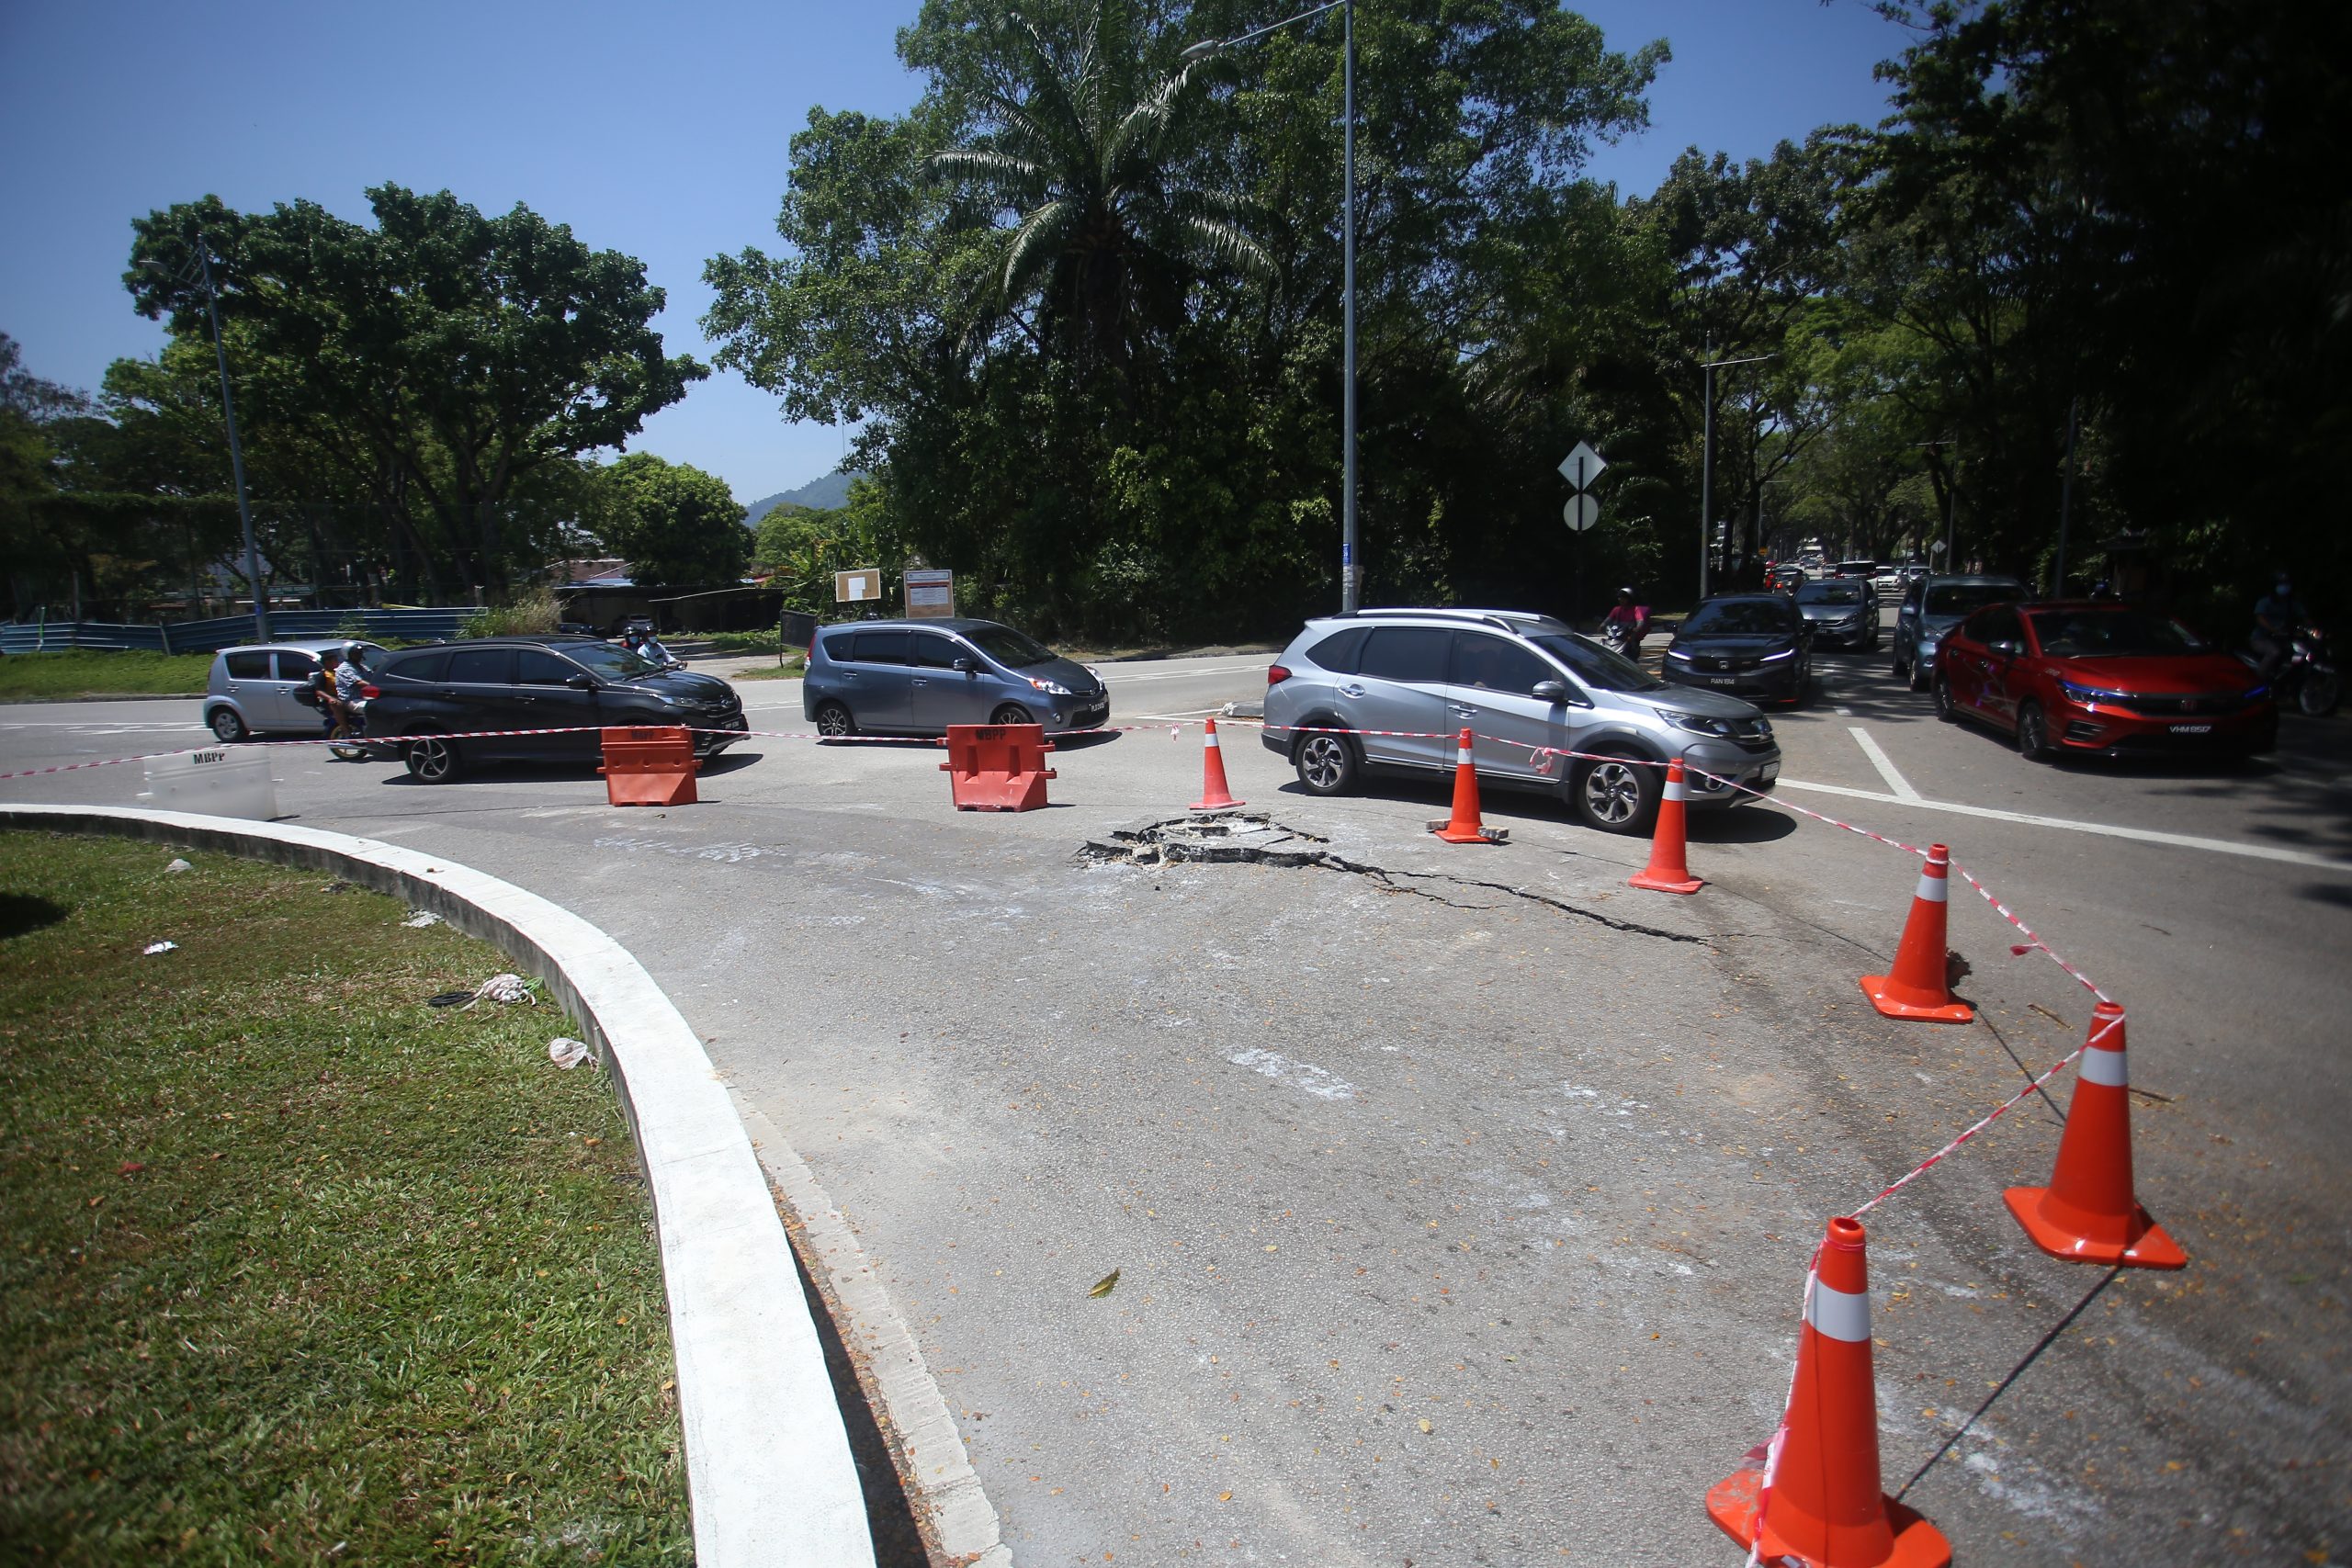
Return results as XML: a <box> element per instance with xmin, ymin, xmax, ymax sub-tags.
<box><xmin>164</xmin><ymin>858</ymin><xmax>192</xmax><ymax>874</ymax></box>
<box><xmin>463</xmin><ymin>973</ymin><xmax>536</xmax><ymax>1009</ymax></box>
<box><xmin>401</xmin><ymin>910</ymin><xmax>444</xmax><ymax>928</ymax></box>
<box><xmin>548</xmin><ymin>1037</ymin><xmax>594</xmax><ymax>1070</ymax></box>
<box><xmin>141</xmin><ymin>941</ymin><xmax>177</xmax><ymax>955</ymax></box>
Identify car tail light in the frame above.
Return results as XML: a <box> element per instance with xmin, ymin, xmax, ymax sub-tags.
<box><xmin>1267</xmin><ymin>663</ymin><xmax>1291</xmax><ymax>685</ymax></box>
<box><xmin>359</xmin><ymin>683</ymin><xmax>380</xmax><ymax>699</ymax></box>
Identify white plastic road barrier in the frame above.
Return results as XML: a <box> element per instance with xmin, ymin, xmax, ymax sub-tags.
<box><xmin>0</xmin><ymin>803</ymin><xmax>875</xmax><ymax>1568</ymax></box>
<box><xmin>138</xmin><ymin>747</ymin><xmax>277</xmax><ymax>819</ymax></box>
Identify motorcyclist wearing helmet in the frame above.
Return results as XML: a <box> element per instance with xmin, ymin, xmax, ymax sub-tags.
<box><xmin>333</xmin><ymin>641</ymin><xmax>370</xmax><ymax>705</ymax></box>
<box><xmin>1600</xmin><ymin>588</ymin><xmax>1648</xmax><ymax>656</ymax></box>
<box><xmin>2251</xmin><ymin>574</ymin><xmax>2307</xmax><ymax>679</ymax></box>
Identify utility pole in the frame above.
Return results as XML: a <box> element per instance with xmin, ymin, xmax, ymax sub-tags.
<box><xmin>2053</xmin><ymin>398</ymin><xmax>2078</xmax><ymax>596</ymax></box>
<box><xmin>166</xmin><ymin>245</ymin><xmax>269</xmax><ymax>640</ymax></box>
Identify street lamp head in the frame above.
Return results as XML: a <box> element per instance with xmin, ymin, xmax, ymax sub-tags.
<box><xmin>1181</xmin><ymin>39</ymin><xmax>1227</xmax><ymax>62</ymax></box>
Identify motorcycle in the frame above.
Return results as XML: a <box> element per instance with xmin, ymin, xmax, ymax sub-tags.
<box><xmin>328</xmin><ymin>698</ymin><xmax>370</xmax><ymax>761</ymax></box>
<box><xmin>1601</xmin><ymin>618</ymin><xmax>1643</xmax><ymax>660</ymax></box>
<box><xmin>2267</xmin><ymin>626</ymin><xmax>2340</xmax><ymax>716</ymax></box>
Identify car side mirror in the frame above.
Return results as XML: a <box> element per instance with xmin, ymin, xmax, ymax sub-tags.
<box><xmin>566</xmin><ymin>672</ymin><xmax>595</xmax><ymax>689</ymax></box>
<box><xmin>1532</xmin><ymin>680</ymin><xmax>1567</xmax><ymax>703</ymax></box>
<box><xmin>953</xmin><ymin>657</ymin><xmax>975</xmax><ymax>673</ymax></box>
<box><xmin>1992</xmin><ymin>639</ymin><xmax>2022</xmax><ymax>658</ymax></box>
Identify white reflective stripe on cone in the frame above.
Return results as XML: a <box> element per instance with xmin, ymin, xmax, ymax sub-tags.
<box><xmin>1805</xmin><ymin>1281</ymin><xmax>1871</xmax><ymax>1343</ymax></box>
<box><xmin>1458</xmin><ymin>745</ymin><xmax>1474</xmax><ymax>764</ymax></box>
<box><xmin>1205</xmin><ymin>733</ymin><xmax>1221</xmax><ymax>749</ymax></box>
<box><xmin>1914</xmin><ymin>871</ymin><xmax>1949</xmax><ymax>903</ymax></box>
<box><xmin>2079</xmin><ymin>1046</ymin><xmax>2129</xmax><ymax>1088</ymax></box>
<box><xmin>1663</xmin><ymin>776</ymin><xmax>1685</xmax><ymax>802</ymax></box>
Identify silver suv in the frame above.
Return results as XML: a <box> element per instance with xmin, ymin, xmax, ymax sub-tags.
<box><xmin>1260</xmin><ymin>609</ymin><xmax>1781</xmax><ymax>834</ymax></box>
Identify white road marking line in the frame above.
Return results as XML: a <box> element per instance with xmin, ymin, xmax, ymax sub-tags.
<box><xmin>1848</xmin><ymin>727</ymin><xmax>1921</xmax><ymax>801</ymax></box>
<box><xmin>1774</xmin><ymin>777</ymin><xmax>2352</xmax><ymax>874</ymax></box>
<box><xmin>1100</xmin><ymin>664</ymin><xmax>1264</xmax><ymax>683</ymax></box>
<box><xmin>1833</xmin><ymin>705</ymin><xmax>1854</xmax><ymax>716</ymax></box>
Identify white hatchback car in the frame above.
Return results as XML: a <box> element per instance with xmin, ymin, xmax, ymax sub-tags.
<box><xmin>201</xmin><ymin>638</ymin><xmax>390</xmax><ymax>741</ymax></box>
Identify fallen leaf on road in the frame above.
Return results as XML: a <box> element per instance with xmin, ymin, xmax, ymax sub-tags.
<box><xmin>1089</xmin><ymin>1269</ymin><xmax>1121</xmax><ymax>1299</ymax></box>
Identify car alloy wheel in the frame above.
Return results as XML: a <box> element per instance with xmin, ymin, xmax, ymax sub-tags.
<box><xmin>814</xmin><ymin>701</ymin><xmax>855</xmax><ymax>738</ymax></box>
<box><xmin>404</xmin><ymin>733</ymin><xmax>460</xmax><ymax>784</ymax></box>
<box><xmin>208</xmin><ymin>707</ymin><xmax>247</xmax><ymax>743</ymax></box>
<box><xmin>1294</xmin><ymin>732</ymin><xmax>1358</xmax><ymax>795</ymax></box>
<box><xmin>1932</xmin><ymin>671</ymin><xmax>1958</xmax><ymax>722</ymax></box>
<box><xmin>2016</xmin><ymin>700</ymin><xmax>2054</xmax><ymax>761</ymax></box>
<box><xmin>989</xmin><ymin>703</ymin><xmax>1035</xmax><ymax>728</ymax></box>
<box><xmin>1573</xmin><ymin>754</ymin><xmax>1661</xmax><ymax>836</ymax></box>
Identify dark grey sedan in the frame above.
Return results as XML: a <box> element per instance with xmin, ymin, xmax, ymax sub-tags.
<box><xmin>1793</xmin><ymin>579</ymin><xmax>1878</xmax><ymax>650</ymax></box>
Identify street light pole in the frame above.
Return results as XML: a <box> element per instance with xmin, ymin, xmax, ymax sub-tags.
<box><xmin>1340</xmin><ymin>0</ymin><xmax>1357</xmax><ymax>613</ymax></box>
<box><xmin>1186</xmin><ymin>0</ymin><xmax>1357</xmax><ymax>612</ymax></box>
<box><xmin>153</xmin><ymin>247</ymin><xmax>270</xmax><ymax>639</ymax></box>
<box><xmin>1697</xmin><ymin>348</ymin><xmax>1772</xmax><ymax>599</ymax></box>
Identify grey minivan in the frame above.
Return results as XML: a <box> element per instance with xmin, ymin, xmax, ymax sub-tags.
<box><xmin>1261</xmin><ymin>608</ymin><xmax>1781</xmax><ymax>834</ymax></box>
<box><xmin>802</xmin><ymin>618</ymin><xmax>1110</xmax><ymax>736</ymax></box>
<box><xmin>1891</xmin><ymin>574</ymin><xmax>2027</xmax><ymax>691</ymax></box>
<box><xmin>202</xmin><ymin>638</ymin><xmax>389</xmax><ymax>741</ymax></box>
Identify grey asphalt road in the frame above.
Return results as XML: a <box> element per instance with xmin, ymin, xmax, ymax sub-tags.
<box><xmin>4</xmin><ymin>636</ymin><xmax>2347</xmax><ymax>1566</ymax></box>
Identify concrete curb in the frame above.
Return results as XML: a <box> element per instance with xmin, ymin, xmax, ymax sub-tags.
<box><xmin>0</xmin><ymin>803</ymin><xmax>876</xmax><ymax>1568</ymax></box>
<box><xmin>738</xmin><ymin>1104</ymin><xmax>1012</xmax><ymax>1568</ymax></box>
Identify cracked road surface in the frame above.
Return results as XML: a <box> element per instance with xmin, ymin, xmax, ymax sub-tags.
<box><xmin>4</xmin><ymin>648</ymin><xmax>2349</xmax><ymax>1565</ymax></box>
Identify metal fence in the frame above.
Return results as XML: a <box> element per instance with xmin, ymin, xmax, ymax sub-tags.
<box><xmin>0</xmin><ymin>608</ymin><xmax>484</xmax><ymax>657</ymax></box>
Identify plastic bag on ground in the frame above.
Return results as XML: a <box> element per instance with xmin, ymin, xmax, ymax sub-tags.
<box><xmin>462</xmin><ymin>973</ymin><xmax>536</xmax><ymax>1009</ymax></box>
<box><xmin>548</xmin><ymin>1037</ymin><xmax>594</xmax><ymax>1070</ymax></box>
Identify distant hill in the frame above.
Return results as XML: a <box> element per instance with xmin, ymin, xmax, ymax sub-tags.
<box><xmin>744</xmin><ymin>470</ymin><xmax>864</xmax><ymax>525</ymax></box>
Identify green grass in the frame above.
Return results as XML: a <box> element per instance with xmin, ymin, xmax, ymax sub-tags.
<box><xmin>729</xmin><ymin>655</ymin><xmax>806</xmax><ymax>681</ymax></box>
<box><xmin>0</xmin><ymin>650</ymin><xmax>214</xmax><ymax>701</ymax></box>
<box><xmin>696</xmin><ymin>630</ymin><xmax>785</xmax><ymax>655</ymax></box>
<box><xmin>0</xmin><ymin>833</ymin><xmax>690</xmax><ymax>1564</ymax></box>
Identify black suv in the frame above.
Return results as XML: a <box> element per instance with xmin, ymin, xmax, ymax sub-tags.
<box><xmin>362</xmin><ymin>637</ymin><xmax>749</xmax><ymax>784</ymax></box>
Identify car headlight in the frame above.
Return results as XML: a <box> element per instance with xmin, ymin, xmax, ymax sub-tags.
<box><xmin>1029</xmin><ymin>678</ymin><xmax>1072</xmax><ymax>695</ymax></box>
<box><xmin>2057</xmin><ymin>679</ymin><xmax>2131</xmax><ymax>705</ymax></box>
<box><xmin>1917</xmin><ymin>637</ymin><xmax>1940</xmax><ymax>660</ymax></box>
<box><xmin>1665</xmin><ymin>649</ymin><xmax>1694</xmax><ymax>663</ymax></box>
<box><xmin>1759</xmin><ymin>649</ymin><xmax>1795</xmax><ymax>662</ymax></box>
<box><xmin>1664</xmin><ymin>712</ymin><xmax>1737</xmax><ymax>738</ymax></box>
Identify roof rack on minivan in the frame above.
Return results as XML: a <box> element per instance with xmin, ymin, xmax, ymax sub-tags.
<box><xmin>1343</xmin><ymin>606</ymin><xmax>1565</xmax><ymax>634</ymax></box>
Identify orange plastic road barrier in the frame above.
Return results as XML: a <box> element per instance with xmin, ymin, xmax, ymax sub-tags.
<box><xmin>2004</xmin><ymin>1002</ymin><xmax>2187</xmax><ymax>1269</ymax></box>
<box><xmin>1708</xmin><ymin>1217</ymin><xmax>1952</xmax><ymax>1568</ymax></box>
<box><xmin>599</xmin><ymin>726</ymin><xmax>700</xmax><ymax>807</ymax></box>
<box><xmin>939</xmin><ymin>723</ymin><xmax>1056</xmax><ymax>811</ymax></box>
<box><xmin>1628</xmin><ymin>757</ymin><xmax>1703</xmax><ymax>894</ymax></box>
<box><xmin>1429</xmin><ymin>728</ymin><xmax>1507</xmax><ymax>844</ymax></box>
<box><xmin>1858</xmin><ymin>843</ymin><xmax>1973</xmax><ymax>1022</ymax></box>
<box><xmin>1191</xmin><ymin>716</ymin><xmax>1244</xmax><ymax>811</ymax></box>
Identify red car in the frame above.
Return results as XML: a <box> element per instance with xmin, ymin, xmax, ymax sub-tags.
<box><xmin>1933</xmin><ymin>600</ymin><xmax>2276</xmax><ymax>761</ymax></box>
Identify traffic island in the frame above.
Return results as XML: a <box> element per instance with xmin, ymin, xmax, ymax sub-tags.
<box><xmin>0</xmin><ymin>832</ymin><xmax>688</xmax><ymax>1560</ymax></box>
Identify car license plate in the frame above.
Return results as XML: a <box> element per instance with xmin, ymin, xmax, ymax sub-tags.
<box><xmin>1760</xmin><ymin>761</ymin><xmax>1780</xmax><ymax>782</ymax></box>
<box><xmin>1708</xmin><ymin>675</ymin><xmax>1737</xmax><ymax>686</ymax></box>
<box><xmin>2169</xmin><ymin>723</ymin><xmax>2211</xmax><ymax>734</ymax></box>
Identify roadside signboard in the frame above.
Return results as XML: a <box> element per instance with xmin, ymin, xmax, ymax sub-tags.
<box><xmin>904</xmin><ymin>568</ymin><xmax>955</xmax><ymax>619</ymax></box>
<box><xmin>834</xmin><ymin>569</ymin><xmax>881</xmax><ymax>604</ymax></box>
<box><xmin>1556</xmin><ymin>442</ymin><xmax>1608</xmax><ymax>491</ymax></box>
<box><xmin>1563</xmin><ymin>493</ymin><xmax>1600</xmax><ymax>533</ymax></box>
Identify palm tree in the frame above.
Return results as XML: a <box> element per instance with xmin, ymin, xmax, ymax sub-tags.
<box><xmin>930</xmin><ymin>1</ymin><xmax>1270</xmax><ymax>379</ymax></box>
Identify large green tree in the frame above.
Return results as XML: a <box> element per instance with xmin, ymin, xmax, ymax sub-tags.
<box><xmin>126</xmin><ymin>186</ymin><xmax>706</xmax><ymax>597</ymax></box>
<box><xmin>589</xmin><ymin>455</ymin><xmax>751</xmax><ymax>587</ymax></box>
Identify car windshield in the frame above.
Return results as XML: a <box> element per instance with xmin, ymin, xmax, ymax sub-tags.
<box><xmin>963</xmin><ymin>625</ymin><xmax>1057</xmax><ymax>669</ymax></box>
<box><xmin>1679</xmin><ymin>601</ymin><xmax>1797</xmax><ymax>636</ymax></box>
<box><xmin>2027</xmin><ymin>608</ymin><xmax>2207</xmax><ymax>658</ymax></box>
<box><xmin>1525</xmin><ymin>633</ymin><xmax>1662</xmax><ymax>692</ymax></box>
<box><xmin>1925</xmin><ymin>582</ymin><xmax>2020</xmax><ymax>617</ymax></box>
<box><xmin>1795</xmin><ymin>583</ymin><xmax>1863</xmax><ymax>605</ymax></box>
<box><xmin>565</xmin><ymin>642</ymin><xmax>662</xmax><ymax>680</ymax></box>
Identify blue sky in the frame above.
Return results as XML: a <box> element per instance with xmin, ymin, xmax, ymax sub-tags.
<box><xmin>0</xmin><ymin>0</ymin><xmax>1905</xmax><ymax>508</ymax></box>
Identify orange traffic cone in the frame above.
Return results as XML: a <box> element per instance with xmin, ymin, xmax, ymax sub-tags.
<box><xmin>2004</xmin><ymin>1002</ymin><xmax>2187</xmax><ymax>1269</ymax></box>
<box><xmin>1858</xmin><ymin>844</ymin><xmax>1973</xmax><ymax>1023</ymax></box>
<box><xmin>1429</xmin><ymin>729</ymin><xmax>1507</xmax><ymax>844</ymax></box>
<box><xmin>1628</xmin><ymin>758</ymin><xmax>1703</xmax><ymax>894</ymax></box>
<box><xmin>1707</xmin><ymin>1217</ymin><xmax>1952</xmax><ymax>1568</ymax></box>
<box><xmin>1191</xmin><ymin>716</ymin><xmax>1244</xmax><ymax>811</ymax></box>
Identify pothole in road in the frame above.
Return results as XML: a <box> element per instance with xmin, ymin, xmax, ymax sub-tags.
<box><xmin>1078</xmin><ymin>813</ymin><xmax>1708</xmax><ymax>942</ymax></box>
